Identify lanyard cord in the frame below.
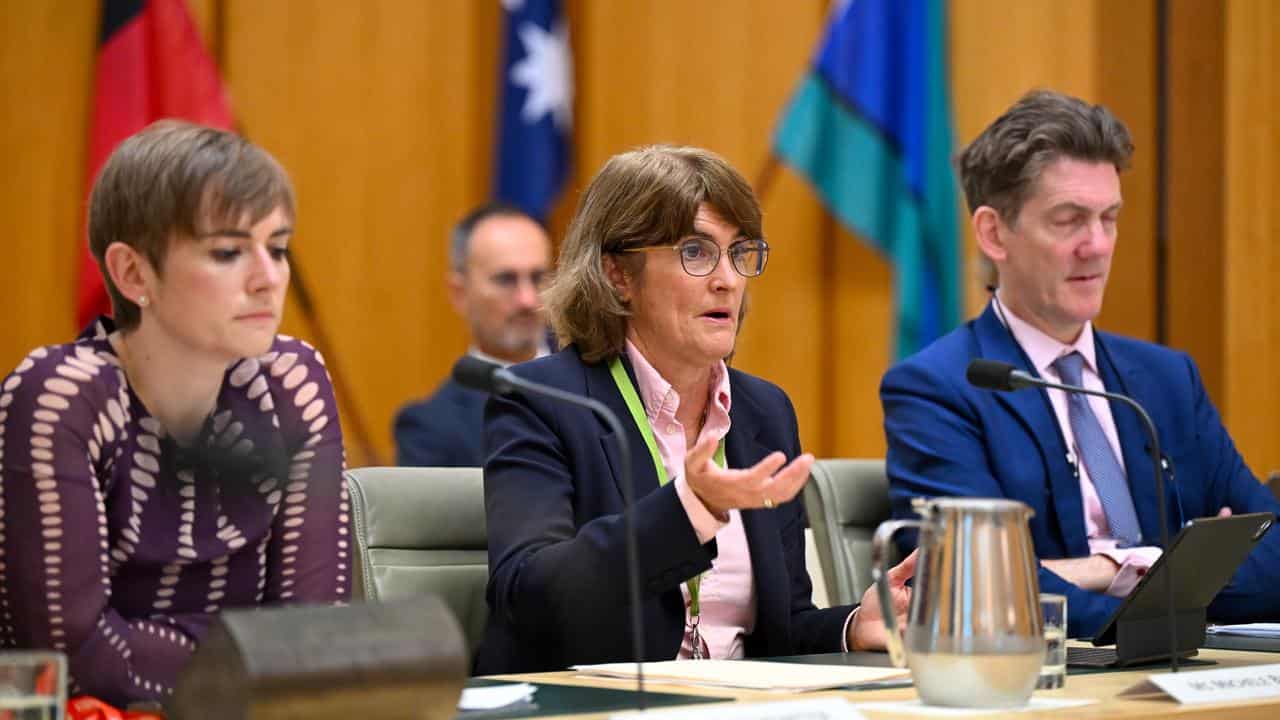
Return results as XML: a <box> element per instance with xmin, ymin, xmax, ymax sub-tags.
<box><xmin>608</xmin><ymin>357</ymin><xmax>725</xmax><ymax>616</ymax></box>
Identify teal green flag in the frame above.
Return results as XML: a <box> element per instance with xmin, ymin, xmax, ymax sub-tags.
<box><xmin>774</xmin><ymin>0</ymin><xmax>960</xmax><ymax>358</ymax></box>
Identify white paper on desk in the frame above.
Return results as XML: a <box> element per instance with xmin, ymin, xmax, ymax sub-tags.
<box><xmin>572</xmin><ymin>659</ymin><xmax>909</xmax><ymax>692</ymax></box>
<box><xmin>610</xmin><ymin>697</ymin><xmax>867</xmax><ymax>719</ymax></box>
<box><xmin>457</xmin><ymin>682</ymin><xmax>536</xmax><ymax>711</ymax></box>
<box><xmin>1206</xmin><ymin>623</ymin><xmax>1280</xmax><ymax>638</ymax></box>
<box><xmin>852</xmin><ymin>698</ymin><xmax>1096</xmax><ymax>716</ymax></box>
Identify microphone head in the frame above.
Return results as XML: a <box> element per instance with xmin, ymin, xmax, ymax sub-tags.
<box><xmin>451</xmin><ymin>355</ymin><xmax>502</xmax><ymax>394</ymax></box>
<box><xmin>966</xmin><ymin>359</ymin><xmax>1018</xmax><ymax>392</ymax></box>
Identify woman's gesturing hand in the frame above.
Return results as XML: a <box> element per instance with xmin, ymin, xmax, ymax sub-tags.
<box><xmin>848</xmin><ymin>549</ymin><xmax>918</xmax><ymax>652</ymax></box>
<box><xmin>683</xmin><ymin>432</ymin><xmax>815</xmax><ymax>517</ymax></box>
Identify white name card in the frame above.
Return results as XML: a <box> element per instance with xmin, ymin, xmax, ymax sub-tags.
<box><xmin>1147</xmin><ymin>662</ymin><xmax>1280</xmax><ymax>704</ymax></box>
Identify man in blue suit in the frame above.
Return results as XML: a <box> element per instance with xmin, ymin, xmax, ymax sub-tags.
<box><xmin>394</xmin><ymin>203</ymin><xmax>552</xmax><ymax>466</ymax></box>
<box><xmin>882</xmin><ymin>90</ymin><xmax>1280</xmax><ymax>639</ymax></box>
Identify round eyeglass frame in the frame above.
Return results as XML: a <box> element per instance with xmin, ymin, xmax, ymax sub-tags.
<box><xmin>612</xmin><ymin>237</ymin><xmax>770</xmax><ymax>278</ymax></box>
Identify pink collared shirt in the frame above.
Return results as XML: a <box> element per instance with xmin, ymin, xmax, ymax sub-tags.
<box><xmin>623</xmin><ymin>341</ymin><xmax>756</xmax><ymax>659</ymax></box>
<box><xmin>996</xmin><ymin>295</ymin><xmax>1160</xmax><ymax>596</ymax></box>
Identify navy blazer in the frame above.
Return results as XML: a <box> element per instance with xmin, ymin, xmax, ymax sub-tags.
<box><xmin>882</xmin><ymin>303</ymin><xmax>1280</xmax><ymax>638</ymax></box>
<box><xmin>474</xmin><ymin>347</ymin><xmax>854</xmax><ymax>674</ymax></box>
<box><xmin>394</xmin><ymin>376</ymin><xmax>486</xmax><ymax>467</ymax></box>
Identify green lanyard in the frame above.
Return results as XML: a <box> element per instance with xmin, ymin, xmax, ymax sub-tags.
<box><xmin>608</xmin><ymin>357</ymin><xmax>725</xmax><ymax>617</ymax></box>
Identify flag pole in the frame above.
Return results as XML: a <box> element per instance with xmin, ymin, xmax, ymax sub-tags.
<box><xmin>285</xmin><ymin>256</ymin><xmax>385</xmax><ymax>467</ymax></box>
<box><xmin>211</xmin><ymin>10</ymin><xmax>384</xmax><ymax>468</ymax></box>
<box><xmin>753</xmin><ymin>153</ymin><xmax>782</xmax><ymax>204</ymax></box>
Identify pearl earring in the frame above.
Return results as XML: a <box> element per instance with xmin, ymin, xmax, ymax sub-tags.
<box><xmin>137</xmin><ymin>295</ymin><xmax>148</xmax><ymax>307</ymax></box>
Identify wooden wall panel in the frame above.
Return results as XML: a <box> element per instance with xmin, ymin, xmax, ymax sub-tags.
<box><xmin>0</xmin><ymin>2</ymin><xmax>95</xmax><ymax>370</ymax></box>
<box><xmin>574</xmin><ymin>0</ymin><xmax>840</xmax><ymax>455</ymax></box>
<box><xmin>951</xmin><ymin>0</ymin><xmax>1158</xmax><ymax>345</ymax></box>
<box><xmin>1167</xmin><ymin>0</ymin><xmax>1226</xmax><ymax>405</ymax></box>
<box><xmin>1223</xmin><ymin>0</ymin><xmax>1280</xmax><ymax>474</ymax></box>
<box><xmin>222</xmin><ymin>0</ymin><xmax>495</xmax><ymax>465</ymax></box>
<box><xmin>3</xmin><ymin>0</ymin><xmax>1274</xmax><ymax>470</ymax></box>
<box><xmin>827</xmin><ymin>225</ymin><xmax>894</xmax><ymax>458</ymax></box>
<box><xmin>951</xmin><ymin>0</ymin><xmax>1102</xmax><ymax>317</ymax></box>
<box><xmin>1095</xmin><ymin>0</ymin><xmax>1158</xmax><ymax>342</ymax></box>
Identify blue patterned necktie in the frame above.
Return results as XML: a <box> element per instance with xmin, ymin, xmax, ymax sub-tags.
<box><xmin>1052</xmin><ymin>352</ymin><xmax>1143</xmax><ymax>546</ymax></box>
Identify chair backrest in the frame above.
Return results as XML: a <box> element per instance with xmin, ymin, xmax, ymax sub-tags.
<box><xmin>345</xmin><ymin>466</ymin><xmax>488</xmax><ymax>655</ymax></box>
<box><xmin>802</xmin><ymin>458</ymin><xmax>892</xmax><ymax>607</ymax></box>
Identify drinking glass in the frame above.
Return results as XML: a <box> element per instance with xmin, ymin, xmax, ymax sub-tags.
<box><xmin>0</xmin><ymin>651</ymin><xmax>65</xmax><ymax>720</ymax></box>
<box><xmin>1037</xmin><ymin>594</ymin><xmax>1067</xmax><ymax>690</ymax></box>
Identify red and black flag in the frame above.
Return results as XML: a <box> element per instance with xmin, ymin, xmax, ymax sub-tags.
<box><xmin>78</xmin><ymin>0</ymin><xmax>234</xmax><ymax>328</ymax></box>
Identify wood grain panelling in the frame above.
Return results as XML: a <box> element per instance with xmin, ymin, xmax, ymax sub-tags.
<box><xmin>1223</xmin><ymin>0</ymin><xmax>1280</xmax><ymax>473</ymax></box>
<box><xmin>827</xmin><ymin>224</ymin><xmax>894</xmax><ymax>458</ymax></box>
<box><xmin>574</xmin><ymin>0</ymin><xmax>849</xmax><ymax>456</ymax></box>
<box><xmin>0</xmin><ymin>3</ymin><xmax>95</xmax><ymax>370</ymax></box>
<box><xmin>1167</xmin><ymin>0</ymin><xmax>1226</xmax><ymax>404</ymax></box>
<box><xmin>6</xmin><ymin>0</ymin><xmax>1275</xmax><ymax>470</ymax></box>
<box><xmin>221</xmin><ymin>0</ymin><xmax>497</xmax><ymax>465</ymax></box>
<box><xmin>1095</xmin><ymin>0</ymin><xmax>1158</xmax><ymax>342</ymax></box>
<box><xmin>951</xmin><ymin>0</ymin><xmax>1157</xmax><ymax>343</ymax></box>
<box><xmin>951</xmin><ymin>0</ymin><xmax>1102</xmax><ymax>318</ymax></box>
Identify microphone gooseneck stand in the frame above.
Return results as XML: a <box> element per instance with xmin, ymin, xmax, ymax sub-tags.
<box><xmin>452</xmin><ymin>356</ymin><xmax>650</xmax><ymax>708</ymax></box>
<box><xmin>966</xmin><ymin>358</ymin><xmax>1179</xmax><ymax>672</ymax></box>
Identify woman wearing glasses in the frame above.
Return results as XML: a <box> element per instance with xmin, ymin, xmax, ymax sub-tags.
<box><xmin>475</xmin><ymin>145</ymin><xmax>915</xmax><ymax>673</ymax></box>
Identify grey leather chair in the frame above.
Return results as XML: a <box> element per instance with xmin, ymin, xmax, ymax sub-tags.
<box><xmin>802</xmin><ymin>458</ymin><xmax>892</xmax><ymax>607</ymax></box>
<box><xmin>346</xmin><ymin>466</ymin><xmax>488</xmax><ymax>655</ymax></box>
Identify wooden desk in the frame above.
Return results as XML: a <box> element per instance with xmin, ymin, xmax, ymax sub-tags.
<box><xmin>487</xmin><ymin>647</ymin><xmax>1280</xmax><ymax>719</ymax></box>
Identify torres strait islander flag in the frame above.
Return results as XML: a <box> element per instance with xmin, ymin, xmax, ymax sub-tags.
<box><xmin>78</xmin><ymin>0</ymin><xmax>235</xmax><ymax>328</ymax></box>
<box><xmin>773</xmin><ymin>0</ymin><xmax>961</xmax><ymax>359</ymax></box>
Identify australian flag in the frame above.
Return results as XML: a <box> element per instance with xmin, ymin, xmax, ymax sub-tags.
<box><xmin>495</xmin><ymin>0</ymin><xmax>573</xmax><ymax>221</ymax></box>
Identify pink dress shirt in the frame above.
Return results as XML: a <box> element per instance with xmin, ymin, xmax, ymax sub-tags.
<box><xmin>623</xmin><ymin>341</ymin><xmax>756</xmax><ymax>659</ymax></box>
<box><xmin>997</xmin><ymin>295</ymin><xmax>1161</xmax><ymax>597</ymax></box>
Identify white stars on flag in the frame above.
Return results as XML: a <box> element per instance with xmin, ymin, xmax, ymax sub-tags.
<box><xmin>510</xmin><ymin>20</ymin><xmax>573</xmax><ymax>131</ymax></box>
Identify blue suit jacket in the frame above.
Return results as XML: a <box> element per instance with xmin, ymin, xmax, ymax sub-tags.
<box><xmin>474</xmin><ymin>347</ymin><xmax>854</xmax><ymax>674</ymax></box>
<box><xmin>394</xmin><ymin>375</ymin><xmax>486</xmax><ymax>467</ymax></box>
<box><xmin>882</xmin><ymin>303</ymin><xmax>1280</xmax><ymax>638</ymax></box>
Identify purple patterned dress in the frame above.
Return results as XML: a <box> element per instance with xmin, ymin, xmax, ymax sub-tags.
<box><xmin>0</xmin><ymin>319</ymin><xmax>351</xmax><ymax>705</ymax></box>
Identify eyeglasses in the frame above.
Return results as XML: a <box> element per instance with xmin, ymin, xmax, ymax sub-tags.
<box><xmin>488</xmin><ymin>269</ymin><xmax>548</xmax><ymax>292</ymax></box>
<box><xmin>614</xmin><ymin>237</ymin><xmax>769</xmax><ymax>278</ymax></box>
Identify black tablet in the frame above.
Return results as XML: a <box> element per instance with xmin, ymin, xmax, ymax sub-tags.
<box><xmin>1070</xmin><ymin>511</ymin><xmax>1273</xmax><ymax>667</ymax></box>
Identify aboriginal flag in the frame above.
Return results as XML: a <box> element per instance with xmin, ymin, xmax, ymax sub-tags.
<box><xmin>78</xmin><ymin>0</ymin><xmax>234</xmax><ymax>328</ymax></box>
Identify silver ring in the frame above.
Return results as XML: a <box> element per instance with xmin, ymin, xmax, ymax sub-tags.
<box><xmin>763</xmin><ymin>497</ymin><xmax>775</xmax><ymax>509</ymax></box>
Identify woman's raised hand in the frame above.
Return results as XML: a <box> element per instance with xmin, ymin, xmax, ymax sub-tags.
<box><xmin>683</xmin><ymin>432</ymin><xmax>815</xmax><ymax>517</ymax></box>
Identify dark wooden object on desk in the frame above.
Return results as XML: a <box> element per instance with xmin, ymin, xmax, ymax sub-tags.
<box><xmin>170</xmin><ymin>596</ymin><xmax>467</xmax><ymax>720</ymax></box>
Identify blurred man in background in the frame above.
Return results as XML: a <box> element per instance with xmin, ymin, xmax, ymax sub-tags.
<box><xmin>395</xmin><ymin>203</ymin><xmax>552</xmax><ymax>466</ymax></box>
